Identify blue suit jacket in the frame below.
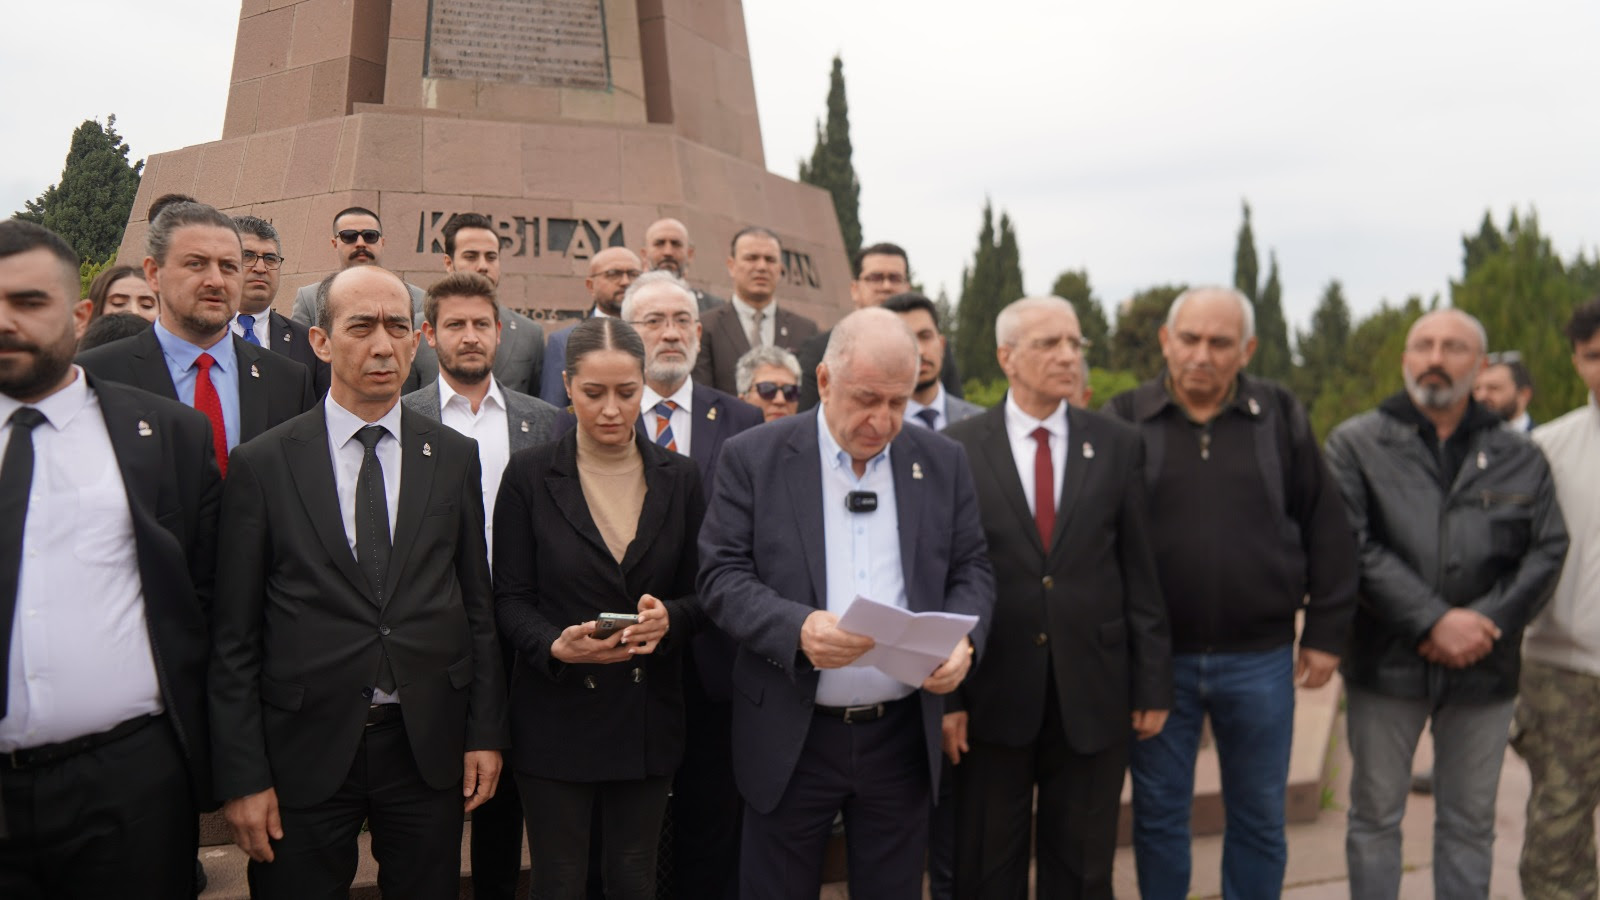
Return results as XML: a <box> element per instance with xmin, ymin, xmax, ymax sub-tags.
<box><xmin>696</xmin><ymin>410</ymin><xmax>995</xmax><ymax>813</ymax></box>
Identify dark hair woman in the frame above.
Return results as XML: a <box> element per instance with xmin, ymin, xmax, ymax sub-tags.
<box><xmin>493</xmin><ymin>316</ymin><xmax>705</xmax><ymax>899</ymax></box>
<box><xmin>86</xmin><ymin>264</ymin><xmax>158</xmax><ymax>321</ymax></box>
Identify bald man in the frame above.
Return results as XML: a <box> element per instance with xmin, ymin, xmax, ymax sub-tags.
<box><xmin>1325</xmin><ymin>309</ymin><xmax>1567</xmax><ymax>900</ymax></box>
<box><xmin>640</xmin><ymin>217</ymin><xmax>723</xmax><ymax>312</ymax></box>
<box><xmin>538</xmin><ymin>247</ymin><xmax>642</xmax><ymax>407</ymax></box>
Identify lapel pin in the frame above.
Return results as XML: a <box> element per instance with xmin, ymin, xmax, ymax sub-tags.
<box><xmin>912</xmin><ymin>462</ymin><xmax>923</xmax><ymax>480</ymax></box>
<box><xmin>509</xmin><ymin>320</ymin><xmax>518</xmax><ymax>330</ymax></box>
<box><xmin>1477</xmin><ymin>451</ymin><xmax>1487</xmax><ymax>470</ymax></box>
<box><xmin>423</xmin><ymin>442</ymin><xmax>433</xmax><ymax>457</ymax></box>
<box><xmin>281</xmin><ymin>332</ymin><xmax>290</xmax><ymax>342</ymax></box>
<box><xmin>707</xmin><ymin>407</ymin><xmax>718</xmax><ymax>421</ymax></box>
<box><xmin>137</xmin><ymin>420</ymin><xmax>153</xmax><ymax>437</ymax></box>
<box><xmin>1248</xmin><ymin>397</ymin><xmax>1261</xmax><ymax>415</ymax></box>
<box><xmin>780</xmin><ymin>325</ymin><xmax>789</xmax><ymax>337</ymax></box>
<box><xmin>1083</xmin><ymin>442</ymin><xmax>1095</xmax><ymax>459</ymax></box>
<box><xmin>250</xmin><ymin>364</ymin><xmax>260</xmax><ymax>378</ymax></box>
<box><xmin>520</xmin><ymin>420</ymin><xmax>530</xmax><ymax>433</ymax></box>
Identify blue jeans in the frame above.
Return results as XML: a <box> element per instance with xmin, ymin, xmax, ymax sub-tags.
<box><xmin>1131</xmin><ymin>646</ymin><xmax>1295</xmax><ymax>900</ymax></box>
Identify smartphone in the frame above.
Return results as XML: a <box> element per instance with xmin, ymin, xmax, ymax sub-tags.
<box><xmin>593</xmin><ymin>612</ymin><xmax>641</xmax><ymax>638</ymax></box>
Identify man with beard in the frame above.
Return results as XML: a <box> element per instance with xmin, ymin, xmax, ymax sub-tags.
<box><xmin>405</xmin><ymin>214</ymin><xmax>545</xmax><ymax>397</ymax></box>
<box><xmin>882</xmin><ymin>292</ymin><xmax>982</xmax><ymax>433</ymax></box>
<box><xmin>539</xmin><ymin>246</ymin><xmax>643</xmax><ymax>408</ymax></box>
<box><xmin>641</xmin><ymin>217</ymin><xmax>722</xmax><ymax>312</ymax></box>
<box><xmin>691</xmin><ymin>227</ymin><xmax>818</xmax><ymax>397</ymax></box>
<box><xmin>289</xmin><ymin>207</ymin><xmax>426</xmax><ymax>327</ymax></box>
<box><xmin>78</xmin><ymin>202</ymin><xmax>315</xmax><ymax>475</ymax></box>
<box><xmin>0</xmin><ymin>220</ymin><xmax>222</xmax><ymax>898</ymax></box>
<box><xmin>1473</xmin><ymin>351</ymin><xmax>1536</xmax><ymax>432</ymax></box>
<box><xmin>231</xmin><ymin>215</ymin><xmax>330</xmax><ymax>396</ymax></box>
<box><xmin>402</xmin><ymin>272</ymin><xmax>556</xmax><ymax>900</ymax></box>
<box><xmin>1325</xmin><ymin>309</ymin><xmax>1568</xmax><ymax>900</ymax></box>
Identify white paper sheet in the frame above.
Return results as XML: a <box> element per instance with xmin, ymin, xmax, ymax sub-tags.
<box><xmin>836</xmin><ymin>595</ymin><xmax>980</xmax><ymax>687</ymax></box>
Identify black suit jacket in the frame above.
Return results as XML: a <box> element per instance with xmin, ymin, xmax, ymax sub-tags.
<box><xmin>944</xmin><ymin>403</ymin><xmax>1172</xmax><ymax>753</ymax></box>
<box><xmin>697</xmin><ymin>411</ymin><xmax>995</xmax><ymax>813</ymax></box>
<box><xmin>691</xmin><ymin>301</ymin><xmax>819</xmax><ymax>396</ymax></box>
<box><xmin>76</xmin><ymin>329</ymin><xmax>316</xmax><ymax>444</ymax></box>
<box><xmin>209</xmin><ymin>405</ymin><xmax>509</xmax><ymax>807</ymax></box>
<box><xmin>267</xmin><ymin>310</ymin><xmax>331</xmax><ymax>397</ymax></box>
<box><xmin>87</xmin><ymin>376</ymin><xmax>224</xmax><ymax>807</ymax></box>
<box><xmin>493</xmin><ymin>430</ymin><xmax>705</xmax><ymax>781</ymax></box>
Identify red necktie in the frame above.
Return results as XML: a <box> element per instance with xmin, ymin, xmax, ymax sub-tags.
<box><xmin>1032</xmin><ymin>426</ymin><xmax>1054</xmax><ymax>546</ymax></box>
<box><xmin>194</xmin><ymin>352</ymin><xmax>228</xmax><ymax>477</ymax></box>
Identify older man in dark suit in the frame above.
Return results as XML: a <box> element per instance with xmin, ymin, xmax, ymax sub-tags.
<box><xmin>209</xmin><ymin>264</ymin><xmax>509</xmax><ymax>899</ymax></box>
<box><xmin>943</xmin><ymin>296</ymin><xmax>1172</xmax><ymax>900</ymax></box>
<box><xmin>0</xmin><ymin>221</ymin><xmax>223</xmax><ymax>898</ymax></box>
<box><xmin>699</xmin><ymin>307</ymin><xmax>994</xmax><ymax>900</ymax></box>
<box><xmin>77</xmin><ymin>202</ymin><xmax>315</xmax><ymax>475</ymax></box>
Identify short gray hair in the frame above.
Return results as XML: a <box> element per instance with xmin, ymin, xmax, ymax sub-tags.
<box><xmin>1165</xmin><ymin>286</ymin><xmax>1256</xmax><ymax>342</ymax></box>
<box><xmin>996</xmin><ymin>296</ymin><xmax>1077</xmax><ymax>347</ymax></box>
<box><xmin>620</xmin><ymin>270</ymin><xmax>697</xmax><ymax>321</ymax></box>
<box><xmin>735</xmin><ymin>345</ymin><xmax>801</xmax><ymax>395</ymax></box>
<box><xmin>822</xmin><ymin>307</ymin><xmax>917</xmax><ymax>382</ymax></box>
<box><xmin>147</xmin><ymin>201</ymin><xmax>240</xmax><ymax>265</ymax></box>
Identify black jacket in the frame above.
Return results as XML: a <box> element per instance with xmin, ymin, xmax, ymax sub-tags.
<box><xmin>1323</xmin><ymin>393</ymin><xmax>1568</xmax><ymax>700</ymax></box>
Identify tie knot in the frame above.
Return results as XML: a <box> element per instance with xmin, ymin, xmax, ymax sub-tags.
<box><xmin>915</xmin><ymin>408</ymin><xmax>940</xmax><ymax>429</ymax></box>
<box><xmin>195</xmin><ymin>352</ymin><xmax>216</xmax><ymax>372</ymax></box>
<box><xmin>654</xmin><ymin>400</ymin><xmax>677</xmax><ymax>417</ymax></box>
<box><xmin>1031</xmin><ymin>426</ymin><xmax>1051</xmax><ymax>446</ymax></box>
<box><xmin>8</xmin><ymin>408</ymin><xmax>45</xmax><ymax>432</ymax></box>
<box><xmin>238</xmin><ymin>314</ymin><xmax>255</xmax><ymax>329</ymax></box>
<box><xmin>356</xmin><ymin>425</ymin><xmax>386</xmax><ymax>451</ymax></box>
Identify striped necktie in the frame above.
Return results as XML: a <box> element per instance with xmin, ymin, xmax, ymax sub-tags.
<box><xmin>653</xmin><ymin>400</ymin><xmax>678</xmax><ymax>453</ymax></box>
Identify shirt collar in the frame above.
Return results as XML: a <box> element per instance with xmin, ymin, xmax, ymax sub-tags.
<box><xmin>154</xmin><ymin>317</ymin><xmax>237</xmax><ymax>372</ymax></box>
<box><xmin>816</xmin><ymin>404</ymin><xmax>891</xmax><ymax>474</ymax></box>
<box><xmin>324</xmin><ymin>392</ymin><xmax>404</xmax><ymax>447</ymax></box>
<box><xmin>642</xmin><ymin>378</ymin><xmax>695</xmax><ymax>415</ymax></box>
<box><xmin>731</xmin><ymin>294</ymin><xmax>773</xmax><ymax>320</ymax></box>
<box><xmin>0</xmin><ymin>365</ymin><xmax>91</xmax><ymax>432</ymax></box>
<box><xmin>438</xmin><ymin>375</ymin><xmax>505</xmax><ymax>414</ymax></box>
<box><xmin>1004</xmin><ymin>392</ymin><xmax>1068</xmax><ymax>441</ymax></box>
<box><xmin>907</xmin><ymin>384</ymin><xmax>947</xmax><ymax>422</ymax></box>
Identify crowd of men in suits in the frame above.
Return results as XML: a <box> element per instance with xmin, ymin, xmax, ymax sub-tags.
<box><xmin>1</xmin><ymin>193</ymin><xmax>1598</xmax><ymax>900</ymax></box>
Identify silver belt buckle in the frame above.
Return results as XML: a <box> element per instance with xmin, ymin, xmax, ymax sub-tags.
<box><xmin>842</xmin><ymin>703</ymin><xmax>880</xmax><ymax>724</ymax></box>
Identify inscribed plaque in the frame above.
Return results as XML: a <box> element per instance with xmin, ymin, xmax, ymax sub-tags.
<box><xmin>427</xmin><ymin>0</ymin><xmax>610</xmax><ymax>90</ymax></box>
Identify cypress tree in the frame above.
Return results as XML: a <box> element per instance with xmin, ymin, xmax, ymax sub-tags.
<box><xmin>16</xmin><ymin>115</ymin><xmax>143</xmax><ymax>265</ymax></box>
<box><xmin>1252</xmin><ymin>250</ymin><xmax>1293</xmax><ymax>381</ymax></box>
<box><xmin>797</xmin><ymin>56</ymin><xmax>862</xmax><ymax>258</ymax></box>
<box><xmin>1233</xmin><ymin>200</ymin><xmax>1259</xmax><ymax>303</ymax></box>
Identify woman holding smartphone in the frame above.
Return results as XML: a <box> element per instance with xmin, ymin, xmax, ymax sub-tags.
<box><xmin>494</xmin><ymin>316</ymin><xmax>705</xmax><ymax>899</ymax></box>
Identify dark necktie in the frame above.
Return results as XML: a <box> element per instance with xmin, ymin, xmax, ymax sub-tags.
<box><xmin>1032</xmin><ymin>426</ymin><xmax>1055</xmax><ymax>547</ymax></box>
<box><xmin>653</xmin><ymin>400</ymin><xmax>678</xmax><ymax>453</ymax></box>
<box><xmin>915</xmin><ymin>408</ymin><xmax>940</xmax><ymax>430</ymax></box>
<box><xmin>355</xmin><ymin>426</ymin><xmax>396</xmax><ymax>693</ymax></box>
<box><xmin>194</xmin><ymin>352</ymin><xmax>228</xmax><ymax>477</ymax></box>
<box><xmin>238</xmin><ymin>314</ymin><xmax>262</xmax><ymax>346</ymax></box>
<box><xmin>0</xmin><ymin>408</ymin><xmax>47</xmax><ymax>719</ymax></box>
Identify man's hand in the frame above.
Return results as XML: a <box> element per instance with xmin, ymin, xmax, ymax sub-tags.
<box><xmin>223</xmin><ymin>787</ymin><xmax>283</xmax><ymax>863</ymax></box>
<box><xmin>1422</xmin><ymin>609</ymin><xmax>1500</xmax><ymax>668</ymax></box>
<box><xmin>463</xmin><ymin>750</ymin><xmax>502</xmax><ymax>813</ymax></box>
<box><xmin>1295</xmin><ymin>647</ymin><xmax>1340</xmax><ymax>688</ymax></box>
<box><xmin>1131</xmin><ymin>709</ymin><xmax>1168</xmax><ymax>740</ymax></box>
<box><xmin>800</xmin><ymin>610</ymin><xmax>875</xmax><ymax>669</ymax></box>
<box><xmin>942</xmin><ymin>711</ymin><xmax>970</xmax><ymax>765</ymax></box>
<box><xmin>922</xmin><ymin>639</ymin><xmax>974</xmax><ymax>696</ymax></box>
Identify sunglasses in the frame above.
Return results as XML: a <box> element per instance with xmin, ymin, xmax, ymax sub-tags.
<box><xmin>336</xmin><ymin>229</ymin><xmax>382</xmax><ymax>244</ymax></box>
<box><xmin>752</xmin><ymin>382</ymin><xmax>799</xmax><ymax>402</ymax></box>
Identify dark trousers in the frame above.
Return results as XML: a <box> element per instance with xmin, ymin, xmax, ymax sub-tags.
<box><xmin>518</xmin><ymin>773</ymin><xmax>670</xmax><ymax>900</ymax></box>
<box><xmin>954</xmin><ymin>679</ymin><xmax>1129</xmax><ymax>900</ymax></box>
<box><xmin>471</xmin><ymin>773</ymin><xmax>526</xmax><ymax>900</ymax></box>
<box><xmin>671</xmin><ymin>666</ymin><xmax>742</xmax><ymax>900</ymax></box>
<box><xmin>0</xmin><ymin>716</ymin><xmax>197</xmax><ymax>900</ymax></box>
<box><xmin>928</xmin><ymin>754</ymin><xmax>957</xmax><ymax>900</ymax></box>
<box><xmin>740</xmin><ymin>697</ymin><xmax>930</xmax><ymax>900</ymax></box>
<box><xmin>247</xmin><ymin>713</ymin><xmax>464</xmax><ymax>900</ymax></box>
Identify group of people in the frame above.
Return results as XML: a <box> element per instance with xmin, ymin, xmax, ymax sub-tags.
<box><xmin>0</xmin><ymin>194</ymin><xmax>1597</xmax><ymax>900</ymax></box>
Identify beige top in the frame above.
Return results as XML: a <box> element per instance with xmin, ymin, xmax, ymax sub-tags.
<box><xmin>575</xmin><ymin>426</ymin><xmax>647</xmax><ymax>563</ymax></box>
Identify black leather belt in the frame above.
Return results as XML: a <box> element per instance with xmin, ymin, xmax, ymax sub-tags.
<box><xmin>814</xmin><ymin>702</ymin><xmax>892</xmax><ymax>724</ymax></box>
<box><xmin>365</xmin><ymin>703</ymin><xmax>402</xmax><ymax>727</ymax></box>
<box><xmin>3</xmin><ymin>713</ymin><xmax>159</xmax><ymax>770</ymax></box>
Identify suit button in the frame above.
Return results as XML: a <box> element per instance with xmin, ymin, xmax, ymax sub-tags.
<box><xmin>583</xmin><ymin>676</ymin><xmax>597</xmax><ymax>689</ymax></box>
<box><xmin>362</xmin><ymin>687</ymin><xmax>374</xmax><ymax>699</ymax></box>
<box><xmin>632</xmin><ymin>668</ymin><xmax>643</xmax><ymax>683</ymax></box>
<box><xmin>1035</xmin><ymin>633</ymin><xmax>1049</xmax><ymax>647</ymax></box>
<box><xmin>379</xmin><ymin>624</ymin><xmax>391</xmax><ymax>636</ymax></box>
<box><xmin>1042</xmin><ymin>576</ymin><xmax>1054</xmax><ymax>589</ymax></box>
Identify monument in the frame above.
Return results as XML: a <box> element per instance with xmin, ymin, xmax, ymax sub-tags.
<box><xmin>115</xmin><ymin>0</ymin><xmax>851</xmax><ymax>325</ymax></box>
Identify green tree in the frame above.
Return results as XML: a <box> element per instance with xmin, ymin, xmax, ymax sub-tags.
<box><xmin>953</xmin><ymin>201</ymin><xmax>1023</xmax><ymax>385</ymax></box>
<box><xmin>16</xmin><ymin>115</ymin><xmax>143</xmax><ymax>266</ymax></box>
<box><xmin>1233</xmin><ymin>200</ymin><xmax>1259</xmax><ymax>303</ymax></box>
<box><xmin>1252</xmin><ymin>250</ymin><xmax>1293</xmax><ymax>381</ymax></box>
<box><xmin>1049</xmin><ymin>269</ymin><xmax>1111</xmax><ymax>368</ymax></box>
<box><xmin>797</xmin><ymin>56</ymin><xmax>862</xmax><ymax>259</ymax></box>
<box><xmin>1110</xmin><ymin>284</ymin><xmax>1186</xmax><ymax>380</ymax></box>
<box><xmin>1461</xmin><ymin>211</ymin><xmax>1505</xmax><ymax>278</ymax></box>
<box><xmin>1291</xmin><ymin>279</ymin><xmax>1352</xmax><ymax>406</ymax></box>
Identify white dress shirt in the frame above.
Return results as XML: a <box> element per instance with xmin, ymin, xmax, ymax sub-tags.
<box><xmin>906</xmin><ymin>385</ymin><xmax>950</xmax><ymax>431</ymax></box>
<box><xmin>641</xmin><ymin>378</ymin><xmax>695</xmax><ymax>458</ymax></box>
<box><xmin>815</xmin><ymin>408</ymin><xmax>914</xmax><ymax>707</ymax></box>
<box><xmin>324</xmin><ymin>394</ymin><xmax>403</xmax><ymax>551</ymax></box>
<box><xmin>0</xmin><ymin>368</ymin><xmax>163</xmax><ymax>751</ymax></box>
<box><xmin>1004</xmin><ymin>394</ymin><xmax>1069</xmax><ymax>517</ymax></box>
<box><xmin>731</xmin><ymin>295</ymin><xmax>777</xmax><ymax>347</ymax></box>
<box><xmin>231</xmin><ymin>311</ymin><xmax>271</xmax><ymax>347</ymax></box>
<box><xmin>1524</xmin><ymin>398</ymin><xmax>1600</xmax><ymax>676</ymax></box>
<box><xmin>438</xmin><ymin>376</ymin><xmax>510</xmax><ymax>558</ymax></box>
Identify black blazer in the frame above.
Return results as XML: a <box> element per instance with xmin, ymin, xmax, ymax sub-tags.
<box><xmin>267</xmin><ymin>310</ymin><xmax>331</xmax><ymax>397</ymax></box>
<box><xmin>76</xmin><ymin>328</ymin><xmax>316</xmax><ymax>444</ymax></box>
<box><xmin>493</xmin><ymin>430</ymin><xmax>705</xmax><ymax>783</ymax></box>
<box><xmin>209</xmin><ymin>405</ymin><xmax>509</xmax><ymax>807</ymax></box>
<box><xmin>89</xmin><ymin>376</ymin><xmax>224</xmax><ymax>807</ymax></box>
<box><xmin>944</xmin><ymin>403</ymin><xmax>1172</xmax><ymax>754</ymax></box>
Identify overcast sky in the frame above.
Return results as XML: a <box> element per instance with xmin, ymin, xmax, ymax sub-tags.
<box><xmin>5</xmin><ymin>0</ymin><xmax>1598</xmax><ymax>337</ymax></box>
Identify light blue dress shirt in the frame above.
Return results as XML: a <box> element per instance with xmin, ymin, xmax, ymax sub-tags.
<box><xmin>153</xmin><ymin>318</ymin><xmax>241</xmax><ymax>450</ymax></box>
<box><xmin>815</xmin><ymin>409</ymin><xmax>915</xmax><ymax>707</ymax></box>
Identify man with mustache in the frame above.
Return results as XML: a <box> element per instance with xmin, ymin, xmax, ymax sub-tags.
<box><xmin>230</xmin><ymin>215</ymin><xmax>331</xmax><ymax>397</ymax></box>
<box><xmin>1325</xmin><ymin>309</ymin><xmax>1568</xmax><ymax>900</ymax></box>
<box><xmin>289</xmin><ymin>207</ymin><xmax>426</xmax><ymax>328</ymax></box>
<box><xmin>690</xmin><ymin>227</ymin><xmax>818</xmax><ymax>397</ymax></box>
<box><xmin>78</xmin><ymin>202</ymin><xmax>315</xmax><ymax>474</ymax></box>
<box><xmin>641</xmin><ymin>217</ymin><xmax>723</xmax><ymax>312</ymax></box>
<box><xmin>1472</xmin><ymin>350</ymin><xmax>1536</xmax><ymax>433</ymax></box>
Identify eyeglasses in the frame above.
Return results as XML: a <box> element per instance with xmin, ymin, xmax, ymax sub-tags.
<box><xmin>1486</xmin><ymin>350</ymin><xmax>1524</xmax><ymax>365</ymax></box>
<box><xmin>336</xmin><ymin>229</ymin><xmax>382</xmax><ymax>244</ymax></box>
<box><xmin>596</xmin><ymin>268</ymin><xmax>643</xmax><ymax>281</ymax></box>
<box><xmin>629</xmin><ymin>313</ymin><xmax>696</xmax><ymax>331</ymax></box>
<box><xmin>859</xmin><ymin>272</ymin><xmax>908</xmax><ymax>287</ymax></box>
<box><xmin>752</xmin><ymin>381</ymin><xmax>799</xmax><ymax>402</ymax></box>
<box><xmin>1019</xmin><ymin>335</ymin><xmax>1092</xmax><ymax>354</ymax></box>
<box><xmin>241</xmin><ymin>251</ymin><xmax>285</xmax><ymax>270</ymax></box>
